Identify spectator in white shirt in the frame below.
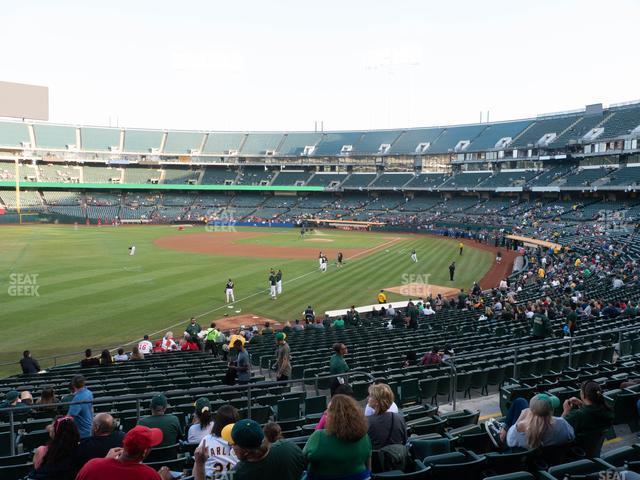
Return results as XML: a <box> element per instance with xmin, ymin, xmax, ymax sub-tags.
<box><xmin>137</xmin><ymin>335</ymin><xmax>153</xmax><ymax>355</ymax></box>
<box><xmin>423</xmin><ymin>303</ymin><xmax>435</xmax><ymax>316</ymax></box>
<box><xmin>113</xmin><ymin>348</ymin><xmax>129</xmax><ymax>362</ymax></box>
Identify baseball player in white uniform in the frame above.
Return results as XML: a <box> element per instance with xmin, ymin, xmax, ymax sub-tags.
<box><xmin>318</xmin><ymin>251</ymin><xmax>324</xmax><ymax>269</ymax></box>
<box><xmin>129</xmin><ymin>245</ymin><xmax>136</xmax><ymax>256</ymax></box>
<box><xmin>276</xmin><ymin>269</ymin><xmax>283</xmax><ymax>295</ymax></box>
<box><xmin>410</xmin><ymin>249</ymin><xmax>418</xmax><ymax>263</ymax></box>
<box><xmin>321</xmin><ymin>255</ymin><xmax>328</xmax><ymax>272</ymax></box>
<box><xmin>225</xmin><ymin>279</ymin><xmax>235</xmax><ymax>303</ymax></box>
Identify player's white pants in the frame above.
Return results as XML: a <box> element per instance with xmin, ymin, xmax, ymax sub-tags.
<box><xmin>276</xmin><ymin>280</ymin><xmax>282</xmax><ymax>294</ymax></box>
<box><xmin>411</xmin><ymin>253</ymin><xmax>417</xmax><ymax>262</ymax></box>
<box><xmin>226</xmin><ymin>288</ymin><xmax>235</xmax><ymax>303</ymax></box>
<box><xmin>321</xmin><ymin>262</ymin><xmax>327</xmax><ymax>272</ymax></box>
<box><xmin>130</xmin><ymin>246</ymin><xmax>136</xmax><ymax>256</ymax></box>
<box><xmin>270</xmin><ymin>285</ymin><xmax>277</xmax><ymax>297</ymax></box>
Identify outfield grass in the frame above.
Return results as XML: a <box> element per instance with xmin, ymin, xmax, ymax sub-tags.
<box><xmin>0</xmin><ymin>225</ymin><xmax>493</xmax><ymax>375</ymax></box>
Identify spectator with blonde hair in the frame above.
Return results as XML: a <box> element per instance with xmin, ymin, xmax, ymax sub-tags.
<box><xmin>366</xmin><ymin>383</ymin><xmax>407</xmax><ymax>449</ymax></box>
<box><xmin>162</xmin><ymin>332</ymin><xmax>178</xmax><ymax>351</ymax></box>
<box><xmin>304</xmin><ymin>394</ymin><xmax>372</xmax><ymax>480</ymax></box>
<box><xmin>506</xmin><ymin>393</ymin><xmax>574</xmax><ymax>449</ymax></box>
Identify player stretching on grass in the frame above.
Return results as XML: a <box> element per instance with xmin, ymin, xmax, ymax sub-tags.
<box><xmin>411</xmin><ymin>249</ymin><xmax>418</xmax><ymax>262</ymax></box>
<box><xmin>225</xmin><ymin>279</ymin><xmax>235</xmax><ymax>303</ymax></box>
<box><xmin>337</xmin><ymin>252</ymin><xmax>343</xmax><ymax>268</ymax></box>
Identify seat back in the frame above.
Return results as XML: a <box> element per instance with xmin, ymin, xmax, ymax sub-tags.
<box><xmin>0</xmin><ymin>462</ymin><xmax>33</xmax><ymax>480</ymax></box>
<box><xmin>485</xmin><ymin>449</ymin><xmax>537</xmax><ymax>474</ymax></box>
<box><xmin>548</xmin><ymin>459</ymin><xmax>610</xmax><ymax>480</ymax></box>
<box><xmin>145</xmin><ymin>443</ymin><xmax>179</xmax><ymax>463</ymax></box>
<box><xmin>276</xmin><ymin>398</ymin><xmax>300</xmax><ymax>421</ymax></box>
<box><xmin>424</xmin><ymin>450</ymin><xmax>486</xmax><ymax>480</ymax></box>
<box><xmin>483</xmin><ymin>472</ymin><xmax>535</xmax><ymax>480</ymax></box>
<box><xmin>144</xmin><ymin>455</ymin><xmax>186</xmax><ymax>472</ymax></box>
<box><xmin>372</xmin><ymin>459</ymin><xmax>431</xmax><ymax>480</ymax></box>
<box><xmin>601</xmin><ymin>445</ymin><xmax>640</xmax><ymax>467</ymax></box>
<box><xmin>408</xmin><ymin>437</ymin><xmax>450</xmax><ymax>460</ymax></box>
<box><xmin>304</xmin><ymin>396</ymin><xmax>327</xmax><ymax>416</ymax></box>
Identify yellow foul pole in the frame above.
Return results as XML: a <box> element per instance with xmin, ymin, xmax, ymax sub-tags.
<box><xmin>14</xmin><ymin>157</ymin><xmax>21</xmax><ymax>223</ymax></box>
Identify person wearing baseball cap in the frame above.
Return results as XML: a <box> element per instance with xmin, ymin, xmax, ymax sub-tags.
<box><xmin>187</xmin><ymin>397</ymin><xmax>213</xmax><ymax>443</ymax></box>
<box><xmin>137</xmin><ymin>394</ymin><xmax>182</xmax><ymax>447</ymax></box>
<box><xmin>76</xmin><ymin>425</ymin><xmax>173</xmax><ymax>480</ymax></box>
<box><xmin>228</xmin><ymin>419</ymin><xmax>304</xmax><ymax>480</ymax></box>
<box><xmin>0</xmin><ymin>389</ymin><xmax>20</xmax><ymax>407</ymax></box>
<box><xmin>485</xmin><ymin>393</ymin><xmax>567</xmax><ymax>449</ymax></box>
<box><xmin>501</xmin><ymin>393</ymin><xmax>574</xmax><ymax>450</ymax></box>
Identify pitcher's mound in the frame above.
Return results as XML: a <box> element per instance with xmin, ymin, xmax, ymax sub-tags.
<box><xmin>385</xmin><ymin>283</ymin><xmax>459</xmax><ymax>299</ymax></box>
<box><xmin>213</xmin><ymin>313</ymin><xmax>281</xmax><ymax>331</ymax></box>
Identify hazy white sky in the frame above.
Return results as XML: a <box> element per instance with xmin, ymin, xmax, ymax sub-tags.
<box><xmin>2</xmin><ymin>0</ymin><xmax>639</xmax><ymax>131</ymax></box>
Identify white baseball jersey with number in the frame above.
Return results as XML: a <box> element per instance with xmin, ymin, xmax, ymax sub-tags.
<box><xmin>137</xmin><ymin>340</ymin><xmax>152</xmax><ymax>355</ymax></box>
<box><xmin>198</xmin><ymin>434</ymin><xmax>238</xmax><ymax>478</ymax></box>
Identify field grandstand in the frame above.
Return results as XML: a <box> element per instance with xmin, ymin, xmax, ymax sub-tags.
<box><xmin>2</xmin><ymin>98</ymin><xmax>640</xmax><ymax>480</ymax></box>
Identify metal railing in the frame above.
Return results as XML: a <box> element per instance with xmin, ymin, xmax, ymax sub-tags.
<box><xmin>437</xmin><ymin>325</ymin><xmax>638</xmax><ymax>412</ymax></box>
<box><xmin>0</xmin><ymin>345</ymin><xmax>128</xmax><ymax>372</ymax></box>
<box><xmin>0</xmin><ymin>369</ymin><xmax>376</xmax><ymax>457</ymax></box>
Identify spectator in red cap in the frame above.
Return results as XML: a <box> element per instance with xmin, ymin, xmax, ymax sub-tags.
<box><xmin>75</xmin><ymin>425</ymin><xmax>173</xmax><ymax>480</ymax></box>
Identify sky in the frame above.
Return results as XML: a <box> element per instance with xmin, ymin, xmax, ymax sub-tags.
<box><xmin>2</xmin><ymin>0</ymin><xmax>639</xmax><ymax>132</ymax></box>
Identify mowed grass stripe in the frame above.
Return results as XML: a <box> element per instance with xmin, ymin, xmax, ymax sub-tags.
<box><xmin>0</xmin><ymin>263</ymin><xmax>206</xmax><ymax>316</ymax></box>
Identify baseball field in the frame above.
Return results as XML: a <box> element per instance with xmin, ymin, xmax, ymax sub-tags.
<box><xmin>0</xmin><ymin>224</ymin><xmax>507</xmax><ymax>375</ymax></box>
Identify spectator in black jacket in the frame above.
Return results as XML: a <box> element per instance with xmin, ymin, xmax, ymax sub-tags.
<box><xmin>80</xmin><ymin>349</ymin><xmax>99</xmax><ymax>368</ymax></box>
<box><xmin>20</xmin><ymin>350</ymin><xmax>41</xmax><ymax>374</ymax></box>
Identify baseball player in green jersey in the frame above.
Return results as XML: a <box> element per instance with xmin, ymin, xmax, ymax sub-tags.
<box><xmin>269</xmin><ymin>269</ymin><xmax>277</xmax><ymax>299</ymax></box>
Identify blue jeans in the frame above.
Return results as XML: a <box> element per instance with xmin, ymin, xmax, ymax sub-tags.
<box><xmin>505</xmin><ymin>397</ymin><xmax>529</xmax><ymax>429</ymax></box>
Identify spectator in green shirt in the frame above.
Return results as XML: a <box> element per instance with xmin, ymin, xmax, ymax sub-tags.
<box><xmin>138</xmin><ymin>394</ymin><xmax>183</xmax><ymax>447</ymax></box>
<box><xmin>332</xmin><ymin>317</ymin><xmax>345</xmax><ymax>329</ymax></box>
<box><xmin>227</xmin><ymin>419</ymin><xmax>304</xmax><ymax>480</ymax></box>
<box><xmin>531</xmin><ymin>309</ymin><xmax>551</xmax><ymax>340</ymax></box>
<box><xmin>562</xmin><ymin>381</ymin><xmax>613</xmax><ymax>457</ymax></box>
<box><xmin>184</xmin><ymin>317</ymin><xmax>202</xmax><ymax>350</ymax></box>
<box><xmin>304</xmin><ymin>394</ymin><xmax>372</xmax><ymax>480</ymax></box>
<box><xmin>566</xmin><ymin>305</ymin><xmax>578</xmax><ymax>336</ymax></box>
<box><xmin>330</xmin><ymin>343</ymin><xmax>349</xmax><ymax>395</ymax></box>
